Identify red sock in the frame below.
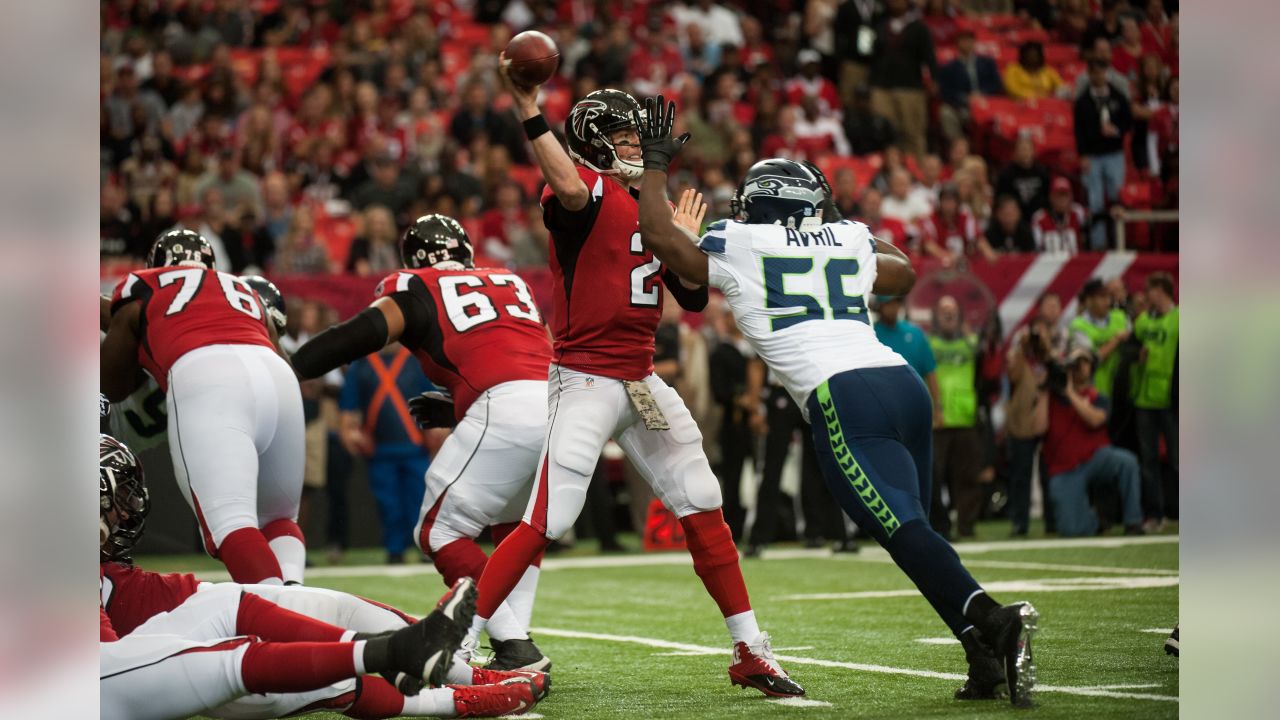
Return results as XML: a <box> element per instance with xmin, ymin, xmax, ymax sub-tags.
<box><xmin>430</xmin><ymin>538</ymin><xmax>490</xmax><ymax>587</ymax></box>
<box><xmin>531</xmin><ymin>548</ymin><xmax>545</xmax><ymax>568</ymax></box>
<box><xmin>219</xmin><ymin>527</ymin><xmax>284</xmax><ymax>584</ymax></box>
<box><xmin>490</xmin><ymin>522</ymin><xmax>519</xmax><ymax>545</ymax></box>
<box><xmin>261</xmin><ymin>518</ymin><xmax>306</xmax><ymax>544</ymax></box>
<box><xmin>240</xmin><ymin>640</ymin><xmax>356</xmax><ymax>694</ymax></box>
<box><xmin>236</xmin><ymin>591</ymin><xmax>348</xmax><ymax>642</ymax></box>
<box><xmin>343</xmin><ymin>676</ymin><xmax>406</xmax><ymax>720</ymax></box>
<box><xmin>476</xmin><ymin>522</ymin><xmax>549</xmax><ymax>619</ymax></box>
<box><xmin>681</xmin><ymin>509</ymin><xmax>752</xmax><ymax>617</ymax></box>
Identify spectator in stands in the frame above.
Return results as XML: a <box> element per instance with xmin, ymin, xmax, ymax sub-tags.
<box><xmin>510</xmin><ymin>205</ymin><xmax>550</xmax><ymax>269</ymax></box>
<box><xmin>101</xmin><ymin>181</ymin><xmax>144</xmax><ymax>261</ymax></box>
<box><xmin>1003</xmin><ymin>41</ymin><xmax>1067</xmax><ymax>100</ymax></box>
<box><xmin>273</xmin><ymin>203</ymin><xmax>332</xmax><ymax>274</ymax></box>
<box><xmin>1052</xmin><ymin>0</ymin><xmax>1090</xmax><ymax>45</ymax></box>
<box><xmin>986</xmin><ymin>195</ymin><xmax>1036</xmax><ymax>252</ymax></box>
<box><xmin>924</xmin><ymin>184</ymin><xmax>997</xmax><ymax>265</ymax></box>
<box><xmin>1042</xmin><ymin>348</ymin><xmax>1144</xmax><ymax>537</ymax></box>
<box><xmin>478</xmin><ymin>181</ymin><xmax>531</xmax><ymax>264</ymax></box>
<box><xmin>1140</xmin><ymin>0</ymin><xmax>1175</xmax><ymax>65</ymax></box>
<box><xmin>195</xmin><ymin>147</ymin><xmax>264</xmax><ymax>220</ymax></box>
<box><xmin>574</xmin><ymin>26</ymin><xmax>628</xmax><ymax>86</ymax></box>
<box><xmin>628</xmin><ymin>21</ymin><xmax>686</xmax><ymax>97</ymax></box>
<box><xmin>104</xmin><ymin>65</ymin><xmax>165</xmax><ymax>145</ymax></box>
<box><xmin>348</xmin><ymin>152</ymin><xmax>418</xmax><ymax>220</ymax></box>
<box><xmin>954</xmin><ymin>155</ymin><xmax>995</xmax><ymax>223</ymax></box>
<box><xmin>995</xmin><ymin>134</ymin><xmax>1051</xmax><ymax>221</ymax></box>
<box><xmin>1015</xmin><ymin>0</ymin><xmax>1056</xmax><ymax>31</ymax></box>
<box><xmin>928</xmin><ymin>296</ymin><xmax>984</xmax><ymax>539</ymax></box>
<box><xmin>834</xmin><ymin>0</ymin><xmax>881</xmax><ymax>106</ymax></box>
<box><xmin>1133</xmin><ymin>272</ymin><xmax>1178</xmax><ymax>530</ymax></box>
<box><xmin>760</xmin><ymin>105</ymin><xmax>807</xmax><ymax>161</ymax></box>
<box><xmin>868</xmin><ymin>0</ymin><xmax>936</xmax><ymax>158</ymax></box>
<box><xmin>448</xmin><ymin>81</ymin><xmax>523</xmax><ymax>163</ymax></box>
<box><xmin>1149</xmin><ymin>76</ymin><xmax>1178</xmax><ymax>191</ymax></box>
<box><xmin>680</xmin><ymin>22</ymin><xmax>722</xmax><ymax>81</ymax></box>
<box><xmin>1005</xmin><ymin>314</ymin><xmax>1051</xmax><ymax>536</ymax></box>
<box><xmin>1031</xmin><ymin>177</ymin><xmax>1088</xmax><ymax>253</ymax></box>
<box><xmin>1075</xmin><ymin>57</ymin><xmax>1133</xmax><ymax>250</ymax></box>
<box><xmin>706</xmin><ymin>299</ymin><xmax>752</xmax><ymax>540</ymax></box>
<box><xmin>120</xmin><ymin>134</ymin><xmax>178</xmax><ymax>213</ymax></box>
<box><xmin>937</xmin><ymin>28</ymin><xmax>1003</xmax><ymax>142</ymax></box>
<box><xmin>194</xmin><ymin>185</ymin><xmax>250</xmax><ymax>271</ymax></box>
<box><xmin>786</xmin><ymin>49</ymin><xmax>842</xmax><ymax>116</ymax></box>
<box><xmin>872</xmin><ymin>294</ymin><xmax>939</xmax><ymax>405</ymax></box>
<box><xmin>671</xmin><ymin>0</ymin><xmax>746</xmax><ymax>50</ymax></box>
<box><xmin>259</xmin><ymin>171</ymin><xmax>293</xmax><ymax>250</ymax></box>
<box><xmin>794</xmin><ymin>96</ymin><xmax>851</xmax><ymax>156</ymax></box>
<box><xmin>881</xmin><ymin>168</ymin><xmax>933</xmax><ymax>227</ymax></box>
<box><xmin>915</xmin><ymin>154</ymin><xmax>945</xmax><ymax>206</ymax></box>
<box><xmin>139</xmin><ymin>187</ymin><xmax>179</xmax><ymax>249</ymax></box>
<box><xmin>1130</xmin><ymin>54</ymin><xmax>1170</xmax><ymax>179</ymax></box>
<box><xmin>831</xmin><ymin>167</ymin><xmax>862</xmax><ymax>219</ymax></box>
<box><xmin>346</xmin><ymin>204</ymin><xmax>400</xmax><ymax>277</ymax></box>
<box><xmin>841</xmin><ymin>85</ymin><xmax>896</xmax><ymax>156</ymax></box>
<box><xmin>1113</xmin><ymin>16</ymin><xmax>1146</xmax><ymax>80</ymax></box>
<box><xmin>1075</xmin><ymin>37</ymin><xmax>1132</xmax><ymax>99</ymax></box>
<box><xmin>1082</xmin><ymin>0</ymin><xmax>1126</xmax><ymax>50</ymax></box>
<box><xmin>1069</xmin><ymin>278</ymin><xmax>1132</xmax><ymax>399</ymax></box>
<box><xmin>142</xmin><ymin>50</ymin><xmax>182</xmax><ymax>106</ymax></box>
<box><xmin>859</xmin><ymin>186</ymin><xmax>917</xmax><ymax>254</ymax></box>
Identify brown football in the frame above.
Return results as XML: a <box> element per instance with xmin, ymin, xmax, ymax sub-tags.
<box><xmin>504</xmin><ymin>30</ymin><xmax>560</xmax><ymax>88</ymax></box>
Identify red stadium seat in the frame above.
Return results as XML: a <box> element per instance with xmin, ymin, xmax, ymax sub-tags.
<box><xmin>508</xmin><ymin>165</ymin><xmax>545</xmax><ymax>200</ymax></box>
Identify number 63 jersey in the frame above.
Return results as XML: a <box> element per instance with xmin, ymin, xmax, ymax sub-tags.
<box><xmin>111</xmin><ymin>267</ymin><xmax>275</xmax><ymax>391</ymax></box>
<box><xmin>699</xmin><ymin>219</ymin><xmax>906</xmax><ymax>415</ymax></box>
<box><xmin>374</xmin><ymin>267</ymin><xmax>552</xmax><ymax>420</ymax></box>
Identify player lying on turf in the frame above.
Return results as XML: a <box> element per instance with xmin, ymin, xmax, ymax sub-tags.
<box><xmin>632</xmin><ymin>95</ymin><xmax>1041</xmax><ymax>707</ymax></box>
<box><xmin>101</xmin><ymin>230</ymin><xmax>307</xmax><ymax>585</ymax></box>
<box><xmin>291</xmin><ymin>215</ymin><xmax>553</xmax><ymax>672</ymax></box>
<box><xmin>452</xmin><ymin>63</ymin><xmax>804</xmax><ymax>698</ymax></box>
<box><xmin>99</xmin><ymin>432</ymin><xmax>544</xmax><ymax>720</ymax></box>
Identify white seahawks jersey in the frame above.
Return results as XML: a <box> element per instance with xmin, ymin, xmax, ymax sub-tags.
<box><xmin>700</xmin><ymin>219</ymin><xmax>906</xmax><ymax>416</ymax></box>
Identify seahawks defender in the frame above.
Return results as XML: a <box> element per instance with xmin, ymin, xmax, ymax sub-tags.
<box><xmin>633</xmin><ymin>96</ymin><xmax>1040</xmax><ymax>706</ymax></box>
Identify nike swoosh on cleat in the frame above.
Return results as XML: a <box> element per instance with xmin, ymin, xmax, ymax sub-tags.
<box><xmin>422</xmin><ymin>650</ymin><xmax>443</xmax><ymax>684</ymax></box>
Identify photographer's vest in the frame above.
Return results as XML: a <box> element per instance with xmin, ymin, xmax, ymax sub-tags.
<box><xmin>1133</xmin><ymin>306</ymin><xmax>1178</xmax><ymax>410</ymax></box>
<box><xmin>929</xmin><ymin>333</ymin><xmax>979</xmax><ymax>428</ymax></box>
<box><xmin>1069</xmin><ymin>309</ymin><xmax>1128</xmax><ymax>398</ymax></box>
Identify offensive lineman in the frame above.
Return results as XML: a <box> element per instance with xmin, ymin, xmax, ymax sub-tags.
<box><xmin>290</xmin><ymin>215</ymin><xmax>554</xmax><ymax>671</ymax></box>
<box><xmin>456</xmin><ymin>61</ymin><xmax>803</xmax><ymax>697</ymax></box>
<box><xmin>101</xmin><ymin>230</ymin><xmax>307</xmax><ymax>585</ymax></box>
<box><xmin>632</xmin><ymin>96</ymin><xmax>1040</xmax><ymax>706</ymax></box>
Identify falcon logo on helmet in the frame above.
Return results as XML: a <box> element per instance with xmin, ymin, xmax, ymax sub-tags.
<box><xmin>147</xmin><ymin>229</ymin><xmax>215</xmax><ymax>269</ymax></box>
<box><xmin>731</xmin><ymin>159</ymin><xmax>827</xmax><ymax>231</ymax></box>
<box><xmin>566</xmin><ymin>89</ymin><xmax>645</xmax><ymax>180</ymax></box>
<box><xmin>401</xmin><ymin>214</ymin><xmax>474</xmax><ymax>270</ymax></box>
<box><xmin>240</xmin><ymin>275</ymin><xmax>288</xmax><ymax>334</ymax></box>
<box><xmin>100</xmin><ymin>434</ymin><xmax>150</xmax><ymax>564</ymax></box>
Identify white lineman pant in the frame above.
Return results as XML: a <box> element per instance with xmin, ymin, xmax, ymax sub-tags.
<box><xmin>167</xmin><ymin>344</ymin><xmax>305</xmax><ymax>554</ymax></box>
<box><xmin>414</xmin><ymin>380</ymin><xmax>547</xmax><ymax>552</ymax></box>
<box><xmin>526</xmin><ymin>365</ymin><xmax>722</xmax><ymax>540</ymax></box>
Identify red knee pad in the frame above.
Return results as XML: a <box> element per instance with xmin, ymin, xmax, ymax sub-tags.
<box><xmin>431</xmin><ymin>538</ymin><xmax>490</xmax><ymax>587</ymax></box>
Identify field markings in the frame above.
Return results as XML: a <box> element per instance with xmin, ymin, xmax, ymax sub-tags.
<box><xmin>780</xmin><ymin>575</ymin><xmax>1178</xmax><ymax>601</ymax></box>
<box><xmin>530</xmin><ymin>627</ymin><xmax>1178</xmax><ymax>703</ymax></box>
<box><xmin>914</xmin><ymin>637</ymin><xmax>961</xmax><ymax>645</ymax></box>
<box><xmin>1140</xmin><ymin>628</ymin><xmax>1175</xmax><ymax>634</ymax></box>
<box><xmin>767</xmin><ymin>697</ymin><xmax>834</xmax><ymax>708</ymax></box>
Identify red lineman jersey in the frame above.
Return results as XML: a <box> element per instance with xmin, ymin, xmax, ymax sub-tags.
<box><xmin>922</xmin><ymin>209</ymin><xmax>981</xmax><ymax>258</ymax></box>
<box><xmin>374</xmin><ymin>266</ymin><xmax>553</xmax><ymax>420</ymax></box>
<box><xmin>1031</xmin><ymin>204</ymin><xmax>1087</xmax><ymax>254</ymax></box>
<box><xmin>111</xmin><ymin>267</ymin><xmax>275</xmax><ymax>391</ymax></box>
<box><xmin>100</xmin><ymin>562</ymin><xmax>201</xmax><ymax>640</ymax></box>
<box><xmin>541</xmin><ymin>166</ymin><xmax>665</xmax><ymax>380</ymax></box>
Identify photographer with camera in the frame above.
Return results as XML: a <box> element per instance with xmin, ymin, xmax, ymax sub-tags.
<box><xmin>1041</xmin><ymin>347</ymin><xmax>1144</xmax><ymax>537</ymax></box>
<box><xmin>1005</xmin><ymin>316</ymin><xmax>1052</xmax><ymax>537</ymax></box>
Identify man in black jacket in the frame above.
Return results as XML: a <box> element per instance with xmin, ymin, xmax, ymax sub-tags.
<box><xmin>937</xmin><ymin>29</ymin><xmax>1003</xmax><ymax>142</ymax></box>
<box><xmin>995</xmin><ymin>134</ymin><xmax>1052</xmax><ymax>221</ymax></box>
<box><xmin>1074</xmin><ymin>58</ymin><xmax>1132</xmax><ymax>250</ymax></box>
<box><xmin>868</xmin><ymin>0</ymin><xmax>936</xmax><ymax>158</ymax></box>
<box><xmin>834</xmin><ymin>0</ymin><xmax>882</xmax><ymax>107</ymax></box>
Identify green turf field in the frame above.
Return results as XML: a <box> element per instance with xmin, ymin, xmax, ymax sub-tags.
<box><xmin>149</xmin><ymin>523</ymin><xmax>1178</xmax><ymax>719</ymax></box>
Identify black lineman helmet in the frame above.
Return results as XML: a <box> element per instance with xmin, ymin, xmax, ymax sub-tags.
<box><xmin>100</xmin><ymin>434</ymin><xmax>150</xmax><ymax>564</ymax></box>
<box><xmin>731</xmin><ymin>158</ymin><xmax>827</xmax><ymax>231</ymax></box>
<box><xmin>566</xmin><ymin>89</ymin><xmax>644</xmax><ymax>180</ymax></box>
<box><xmin>240</xmin><ymin>275</ymin><xmax>287</xmax><ymax>334</ymax></box>
<box><xmin>401</xmin><ymin>214</ymin><xmax>474</xmax><ymax>269</ymax></box>
<box><xmin>147</xmin><ymin>228</ymin><xmax>214</xmax><ymax>269</ymax></box>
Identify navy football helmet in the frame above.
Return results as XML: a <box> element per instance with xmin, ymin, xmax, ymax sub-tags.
<box><xmin>240</xmin><ymin>275</ymin><xmax>287</xmax><ymax>334</ymax></box>
<box><xmin>731</xmin><ymin>159</ymin><xmax>827</xmax><ymax>231</ymax></box>
<box><xmin>100</xmin><ymin>434</ymin><xmax>150</xmax><ymax>563</ymax></box>
<box><xmin>147</xmin><ymin>228</ymin><xmax>214</xmax><ymax>269</ymax></box>
<box><xmin>401</xmin><ymin>214</ymin><xmax>474</xmax><ymax>270</ymax></box>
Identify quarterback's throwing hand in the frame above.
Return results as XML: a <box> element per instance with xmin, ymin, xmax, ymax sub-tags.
<box><xmin>633</xmin><ymin>95</ymin><xmax>690</xmax><ymax>173</ymax></box>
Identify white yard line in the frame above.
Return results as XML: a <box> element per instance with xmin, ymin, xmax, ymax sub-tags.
<box><xmin>766</xmin><ymin>697</ymin><xmax>834</xmax><ymax>708</ymax></box>
<box><xmin>780</xmin><ymin>575</ymin><xmax>1178</xmax><ymax>601</ymax></box>
<box><xmin>1140</xmin><ymin>628</ymin><xmax>1175</xmax><ymax>634</ymax></box>
<box><xmin>914</xmin><ymin>637</ymin><xmax>961</xmax><ymax>645</ymax></box>
<box><xmin>530</xmin><ymin>627</ymin><xmax>1177</xmax><ymax>703</ymax></box>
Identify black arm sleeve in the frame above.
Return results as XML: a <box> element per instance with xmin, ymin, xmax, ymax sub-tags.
<box><xmin>290</xmin><ymin>307</ymin><xmax>390</xmax><ymax>380</ymax></box>
<box><xmin>388</xmin><ymin>289</ymin><xmax>435</xmax><ymax>350</ymax></box>
<box><xmin>663</xmin><ymin>269</ymin><xmax>709</xmax><ymax>312</ymax></box>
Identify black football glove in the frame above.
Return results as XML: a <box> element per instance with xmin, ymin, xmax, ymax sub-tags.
<box><xmin>632</xmin><ymin>95</ymin><xmax>691</xmax><ymax>173</ymax></box>
<box><xmin>407</xmin><ymin>391</ymin><xmax>457</xmax><ymax>429</ymax></box>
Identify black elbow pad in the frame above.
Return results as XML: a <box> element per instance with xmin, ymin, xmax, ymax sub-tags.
<box><xmin>291</xmin><ymin>307</ymin><xmax>389</xmax><ymax>379</ymax></box>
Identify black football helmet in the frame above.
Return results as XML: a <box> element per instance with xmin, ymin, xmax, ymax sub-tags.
<box><xmin>401</xmin><ymin>214</ymin><xmax>474</xmax><ymax>269</ymax></box>
<box><xmin>100</xmin><ymin>434</ymin><xmax>150</xmax><ymax>563</ymax></box>
<box><xmin>798</xmin><ymin>159</ymin><xmax>844</xmax><ymax>222</ymax></box>
<box><xmin>147</xmin><ymin>228</ymin><xmax>215</xmax><ymax>269</ymax></box>
<box><xmin>731</xmin><ymin>158</ymin><xmax>827</xmax><ymax>231</ymax></box>
<box><xmin>240</xmin><ymin>275</ymin><xmax>287</xmax><ymax>334</ymax></box>
<box><xmin>566</xmin><ymin>89</ymin><xmax>644</xmax><ymax>180</ymax></box>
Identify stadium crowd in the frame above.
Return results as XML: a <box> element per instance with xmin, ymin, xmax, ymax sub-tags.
<box><xmin>100</xmin><ymin>0</ymin><xmax>1179</xmax><ymax>558</ymax></box>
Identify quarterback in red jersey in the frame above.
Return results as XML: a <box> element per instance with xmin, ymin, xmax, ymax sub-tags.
<box><xmin>1031</xmin><ymin>177</ymin><xmax>1088</xmax><ymax>254</ymax></box>
<box><xmin>97</xmin><ymin>434</ymin><xmax>543</xmax><ymax>720</ymax></box>
<box><xmin>453</xmin><ymin>59</ymin><xmax>803</xmax><ymax>698</ymax></box>
<box><xmin>292</xmin><ymin>215</ymin><xmax>554</xmax><ymax>671</ymax></box>
<box><xmin>101</xmin><ymin>230</ymin><xmax>307</xmax><ymax>585</ymax></box>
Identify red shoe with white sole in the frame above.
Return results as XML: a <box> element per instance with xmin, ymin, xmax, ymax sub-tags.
<box><xmin>728</xmin><ymin>632</ymin><xmax>805</xmax><ymax>697</ymax></box>
<box><xmin>470</xmin><ymin>666</ymin><xmax>550</xmax><ymax>700</ymax></box>
<box><xmin>450</xmin><ymin>677</ymin><xmax>539</xmax><ymax>717</ymax></box>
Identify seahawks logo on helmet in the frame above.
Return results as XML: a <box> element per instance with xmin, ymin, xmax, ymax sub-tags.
<box><xmin>732</xmin><ymin>159</ymin><xmax>827</xmax><ymax>231</ymax></box>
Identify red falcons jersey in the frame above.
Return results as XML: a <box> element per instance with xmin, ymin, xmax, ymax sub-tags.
<box><xmin>922</xmin><ymin>209</ymin><xmax>981</xmax><ymax>258</ymax></box>
<box><xmin>1031</xmin><ymin>204</ymin><xmax>1087</xmax><ymax>254</ymax></box>
<box><xmin>867</xmin><ymin>216</ymin><xmax>919</xmax><ymax>258</ymax></box>
<box><xmin>100</xmin><ymin>562</ymin><xmax>200</xmax><ymax>638</ymax></box>
<box><xmin>541</xmin><ymin>166</ymin><xmax>664</xmax><ymax>380</ymax></box>
<box><xmin>374</xmin><ymin>266</ymin><xmax>552</xmax><ymax>420</ymax></box>
<box><xmin>111</xmin><ymin>267</ymin><xmax>274</xmax><ymax>391</ymax></box>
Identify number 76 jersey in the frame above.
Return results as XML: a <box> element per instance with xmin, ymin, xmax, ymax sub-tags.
<box><xmin>111</xmin><ymin>267</ymin><xmax>274</xmax><ymax>391</ymax></box>
<box><xmin>700</xmin><ymin>219</ymin><xmax>906</xmax><ymax>412</ymax></box>
<box><xmin>374</xmin><ymin>267</ymin><xmax>552</xmax><ymax>420</ymax></box>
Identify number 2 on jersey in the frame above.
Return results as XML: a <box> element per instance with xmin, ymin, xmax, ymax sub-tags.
<box><xmin>762</xmin><ymin>256</ymin><xmax>867</xmax><ymax>331</ymax></box>
<box><xmin>158</xmin><ymin>269</ymin><xmax>262</xmax><ymax>320</ymax></box>
<box><xmin>629</xmin><ymin>232</ymin><xmax>661</xmax><ymax>307</ymax></box>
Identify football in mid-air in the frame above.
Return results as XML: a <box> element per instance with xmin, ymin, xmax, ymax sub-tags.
<box><xmin>504</xmin><ymin>30</ymin><xmax>560</xmax><ymax>88</ymax></box>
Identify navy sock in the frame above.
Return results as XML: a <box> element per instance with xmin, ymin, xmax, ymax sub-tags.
<box><xmin>882</xmin><ymin>520</ymin><xmax>983</xmax><ymax>624</ymax></box>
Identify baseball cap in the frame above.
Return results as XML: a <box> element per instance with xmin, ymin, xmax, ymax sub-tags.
<box><xmin>1051</xmin><ymin>177</ymin><xmax>1072</xmax><ymax>194</ymax></box>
